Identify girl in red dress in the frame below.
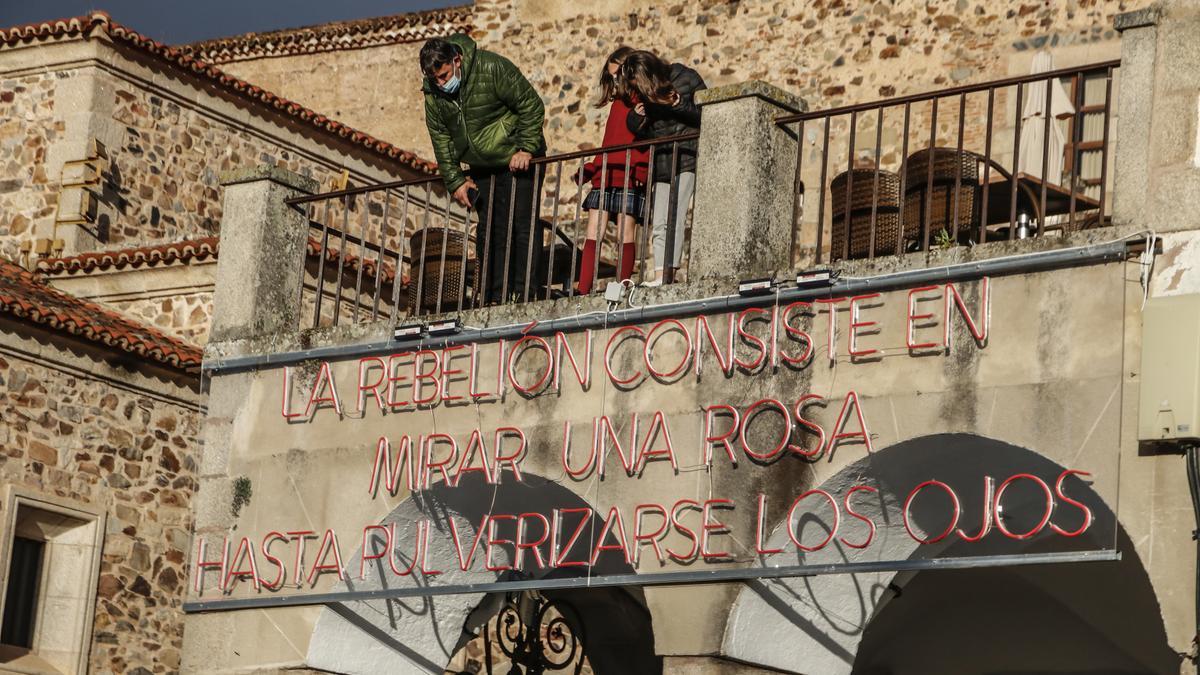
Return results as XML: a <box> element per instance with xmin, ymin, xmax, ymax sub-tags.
<box><xmin>575</xmin><ymin>46</ymin><xmax>649</xmax><ymax>294</ymax></box>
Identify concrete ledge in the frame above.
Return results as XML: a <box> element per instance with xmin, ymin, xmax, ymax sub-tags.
<box><xmin>695</xmin><ymin>80</ymin><xmax>807</xmax><ymax>114</ymax></box>
<box><xmin>1115</xmin><ymin>5</ymin><xmax>1162</xmax><ymax>32</ymax></box>
<box><xmin>219</xmin><ymin>164</ymin><xmax>318</xmax><ymax>193</ymax></box>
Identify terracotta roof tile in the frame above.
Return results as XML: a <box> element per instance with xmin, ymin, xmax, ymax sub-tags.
<box><xmin>181</xmin><ymin>6</ymin><xmax>473</xmax><ymax>64</ymax></box>
<box><xmin>38</xmin><ymin>237</ymin><xmax>219</xmax><ymax>275</ymax></box>
<box><xmin>0</xmin><ymin>258</ymin><xmax>203</xmax><ymax>373</ymax></box>
<box><xmin>38</xmin><ymin>235</ymin><xmax>403</xmax><ymax>286</ymax></box>
<box><xmin>306</xmin><ymin>237</ymin><xmax>403</xmax><ymax>288</ymax></box>
<box><xmin>0</xmin><ymin>12</ymin><xmax>437</xmax><ymax>176</ymax></box>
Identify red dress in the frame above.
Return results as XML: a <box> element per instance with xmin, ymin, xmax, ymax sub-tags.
<box><xmin>583</xmin><ymin>99</ymin><xmax>649</xmax><ymax>189</ymax></box>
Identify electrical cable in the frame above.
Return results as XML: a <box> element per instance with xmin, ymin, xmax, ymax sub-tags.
<box><xmin>1186</xmin><ymin>444</ymin><xmax>1200</xmax><ymax>663</ymax></box>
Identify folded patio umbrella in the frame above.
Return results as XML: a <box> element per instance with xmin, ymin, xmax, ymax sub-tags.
<box><xmin>1017</xmin><ymin>50</ymin><xmax>1076</xmax><ymax>186</ymax></box>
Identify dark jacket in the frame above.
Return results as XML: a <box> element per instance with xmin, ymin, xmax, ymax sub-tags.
<box><xmin>422</xmin><ymin>34</ymin><xmax>547</xmax><ymax>193</ymax></box>
<box><xmin>626</xmin><ymin>63</ymin><xmax>706</xmax><ymax>182</ymax></box>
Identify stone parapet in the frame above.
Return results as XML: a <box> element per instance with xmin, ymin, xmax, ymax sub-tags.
<box><xmin>1113</xmin><ymin>0</ymin><xmax>1200</xmax><ymax>232</ymax></box>
<box><xmin>690</xmin><ymin>80</ymin><xmax>806</xmax><ymax>281</ymax></box>
<box><xmin>208</xmin><ymin>165</ymin><xmax>314</xmax><ymax>343</ymax></box>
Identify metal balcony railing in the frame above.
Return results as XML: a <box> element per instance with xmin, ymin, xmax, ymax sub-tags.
<box><xmin>285</xmin><ymin>134</ymin><xmax>699</xmax><ymax>330</ymax></box>
<box><xmin>777</xmin><ymin>60</ymin><xmax>1119</xmax><ymax>264</ymax></box>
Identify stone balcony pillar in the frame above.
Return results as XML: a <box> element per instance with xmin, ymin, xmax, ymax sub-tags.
<box><xmin>1114</xmin><ymin>1</ymin><xmax>1200</xmax><ymax>232</ymax></box>
<box><xmin>209</xmin><ymin>165</ymin><xmax>316</xmax><ymax>342</ymax></box>
<box><xmin>690</xmin><ymin>81</ymin><xmax>807</xmax><ymax>281</ymax></box>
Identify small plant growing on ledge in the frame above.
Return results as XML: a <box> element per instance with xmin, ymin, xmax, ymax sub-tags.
<box><xmin>231</xmin><ymin>476</ymin><xmax>253</xmax><ymax>517</ymax></box>
<box><xmin>933</xmin><ymin>228</ymin><xmax>955</xmax><ymax>250</ymax></box>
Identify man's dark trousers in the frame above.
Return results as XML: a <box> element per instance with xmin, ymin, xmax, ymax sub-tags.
<box><xmin>471</xmin><ymin>164</ymin><xmax>545</xmax><ymax>304</ymax></box>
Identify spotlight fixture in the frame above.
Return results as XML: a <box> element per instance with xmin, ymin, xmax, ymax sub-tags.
<box><xmin>427</xmin><ymin>318</ymin><xmax>463</xmax><ymax>335</ymax></box>
<box><xmin>737</xmin><ymin>277</ymin><xmax>777</xmax><ymax>296</ymax></box>
<box><xmin>393</xmin><ymin>322</ymin><xmax>426</xmax><ymax>339</ymax></box>
<box><xmin>795</xmin><ymin>268</ymin><xmax>835</xmax><ymax>288</ymax></box>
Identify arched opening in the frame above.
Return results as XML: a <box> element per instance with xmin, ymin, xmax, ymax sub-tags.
<box><xmin>723</xmin><ymin>434</ymin><xmax>1179</xmax><ymax>675</ymax></box>
<box><xmin>852</xmin><ymin>536</ymin><xmax>1176</xmax><ymax>674</ymax></box>
<box><xmin>305</xmin><ymin>473</ymin><xmax>660</xmax><ymax>674</ymax></box>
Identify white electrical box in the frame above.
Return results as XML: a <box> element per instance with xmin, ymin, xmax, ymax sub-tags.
<box><xmin>1139</xmin><ymin>294</ymin><xmax>1200</xmax><ymax>442</ymax></box>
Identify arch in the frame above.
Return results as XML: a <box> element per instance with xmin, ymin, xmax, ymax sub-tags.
<box><xmin>721</xmin><ymin>433</ymin><xmax>1177</xmax><ymax>674</ymax></box>
<box><xmin>304</xmin><ymin>472</ymin><xmax>658</xmax><ymax>674</ymax></box>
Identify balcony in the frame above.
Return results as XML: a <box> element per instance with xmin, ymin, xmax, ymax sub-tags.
<box><xmin>260</xmin><ymin>60</ymin><xmax>1121</xmax><ymax>334</ymax></box>
<box><xmin>204</xmin><ymin>57</ymin><xmax>1123</xmax><ymax>338</ymax></box>
<box><xmin>781</xmin><ymin>60</ymin><xmax>1119</xmax><ymax>265</ymax></box>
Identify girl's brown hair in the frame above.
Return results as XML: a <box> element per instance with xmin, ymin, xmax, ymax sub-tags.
<box><xmin>622</xmin><ymin>50</ymin><xmax>676</xmax><ymax>106</ymax></box>
<box><xmin>595</xmin><ymin>46</ymin><xmax>636</xmax><ymax>108</ymax></box>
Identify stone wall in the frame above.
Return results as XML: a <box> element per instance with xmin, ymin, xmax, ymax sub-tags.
<box><xmin>0</xmin><ymin>69</ymin><xmax>67</xmax><ymax>262</ymax></box>
<box><xmin>0</xmin><ymin>345</ymin><xmax>201</xmax><ymax>673</ymax></box>
<box><xmin>473</xmin><ymin>0</ymin><xmax>1142</xmax><ymax>154</ymax></box>
<box><xmin>215</xmin><ymin>43</ymin><xmax>432</xmax><ymax>163</ymax></box>
<box><xmin>108</xmin><ymin>291</ymin><xmax>214</xmax><ymax>345</ymax></box>
<box><xmin>98</xmin><ymin>71</ymin><xmax>349</xmax><ymax>249</ymax></box>
<box><xmin>212</xmin><ymin>0</ymin><xmax>1146</xmax><ymax>164</ymax></box>
<box><xmin>0</xmin><ymin>34</ymin><xmax>431</xmax><ymax>264</ymax></box>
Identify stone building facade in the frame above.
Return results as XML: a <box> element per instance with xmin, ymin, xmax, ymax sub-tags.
<box><xmin>180</xmin><ymin>2</ymin><xmax>1200</xmax><ymax>675</ymax></box>
<box><xmin>181</xmin><ymin>0</ymin><xmax>1146</xmax><ymax>160</ymax></box>
<box><xmin>0</xmin><ymin>258</ymin><xmax>203</xmax><ymax>673</ymax></box>
<box><xmin>0</xmin><ymin>12</ymin><xmax>434</xmax><ymax>265</ymax></box>
<box><xmin>0</xmin><ymin>10</ymin><xmax>437</xmax><ymax>675</ymax></box>
<box><xmin>5</xmin><ymin>1</ymin><xmax>1198</xmax><ymax>674</ymax></box>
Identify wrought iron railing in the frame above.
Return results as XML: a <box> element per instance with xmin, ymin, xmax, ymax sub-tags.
<box><xmin>286</xmin><ymin>133</ymin><xmax>699</xmax><ymax>330</ymax></box>
<box><xmin>777</xmin><ymin>60</ymin><xmax>1119</xmax><ymax>265</ymax></box>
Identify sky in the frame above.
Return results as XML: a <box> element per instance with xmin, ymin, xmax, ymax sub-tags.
<box><xmin>0</xmin><ymin>0</ymin><xmax>461</xmax><ymax>45</ymax></box>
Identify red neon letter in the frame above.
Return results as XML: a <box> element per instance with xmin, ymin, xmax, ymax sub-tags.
<box><xmin>943</xmin><ymin>278</ymin><xmax>991</xmax><ymax>350</ymax></box>
<box><xmin>735</xmin><ymin>308</ymin><xmax>769</xmax><ymax>372</ymax></box>
<box><xmin>825</xmin><ymin>390</ymin><xmax>873</xmax><ymax>456</ymax></box>
<box><xmin>791</xmin><ymin>394</ymin><xmax>827</xmax><ymax>458</ymax></box>
<box><xmin>840</xmin><ymin>486</ymin><xmax>878</xmax><ymax>549</ymax></box>
<box><xmin>1050</xmin><ymin>469</ymin><xmax>1094</xmax><ymax>537</ymax></box>
<box><xmin>815</xmin><ymin>297</ymin><xmax>846</xmax><ymax>361</ymax></box>
<box><xmin>703</xmin><ymin>404</ymin><xmax>740</xmax><ymax>466</ymax></box>
<box><xmin>848</xmin><ymin>293</ymin><xmax>881</xmax><ymax>358</ymax></box>
<box><xmin>694</xmin><ymin>314</ymin><xmax>736</xmax><ymax>377</ymax></box>
<box><xmin>700</xmin><ymin>499</ymin><xmax>734</xmax><ymax>560</ymax></box>
<box><xmin>787</xmin><ymin>490</ymin><xmax>840</xmax><ymax>552</ymax></box>
<box><xmin>306</xmin><ymin>529</ymin><xmax>346</xmax><ymax>584</ymax></box>
<box><xmin>508</xmin><ymin>335</ymin><xmax>554</xmax><ymax>396</ymax></box>
<box><xmin>741</xmin><ymin>399</ymin><xmax>791</xmax><ymax>462</ymax></box>
<box><xmin>305</xmin><ymin>361</ymin><xmax>343</xmax><ymax>417</ymax></box>
<box><xmin>906</xmin><ymin>286</ymin><xmax>940</xmax><ymax>350</ymax></box>
<box><xmin>667</xmin><ymin>499</ymin><xmax>701</xmax><ymax>562</ymax></box>
<box><xmin>357</xmin><ymin>357</ymin><xmax>387</xmax><ymax>414</ymax></box>
<box><xmin>779</xmin><ymin>302</ymin><xmax>815</xmax><ymax>367</ymax></box>
<box><xmin>903</xmin><ymin>480</ymin><xmax>961</xmax><ymax>544</ymax></box>
<box><xmin>633</xmin><ymin>503</ymin><xmax>669</xmax><ymax>566</ymax></box>
<box><xmin>993</xmin><ymin>473</ymin><xmax>1054</xmax><ymax>540</ymax></box>
<box><xmin>411</xmin><ymin>350</ymin><xmax>442</xmax><ymax>405</ymax></box>
<box><xmin>605</xmin><ymin>326</ymin><xmax>646</xmax><ymax>387</ymax></box>
<box><xmin>440</xmin><ymin>345</ymin><xmax>467</xmax><ymax>403</ymax></box>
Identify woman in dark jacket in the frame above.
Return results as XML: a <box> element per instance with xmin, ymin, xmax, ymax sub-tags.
<box><xmin>623</xmin><ymin>50</ymin><xmax>706</xmax><ymax>285</ymax></box>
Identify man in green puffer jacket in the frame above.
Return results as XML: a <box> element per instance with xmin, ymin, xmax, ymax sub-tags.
<box><xmin>420</xmin><ymin>34</ymin><xmax>547</xmax><ymax>305</ymax></box>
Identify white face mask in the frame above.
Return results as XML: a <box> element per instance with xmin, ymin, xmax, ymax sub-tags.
<box><xmin>439</xmin><ymin>63</ymin><xmax>461</xmax><ymax>94</ymax></box>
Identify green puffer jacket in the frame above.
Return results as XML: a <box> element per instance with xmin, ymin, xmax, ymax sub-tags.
<box><xmin>423</xmin><ymin>34</ymin><xmax>546</xmax><ymax>193</ymax></box>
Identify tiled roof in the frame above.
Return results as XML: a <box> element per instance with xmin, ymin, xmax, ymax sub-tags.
<box><xmin>180</xmin><ymin>6</ymin><xmax>473</xmax><ymax>64</ymax></box>
<box><xmin>38</xmin><ymin>237</ymin><xmax>219</xmax><ymax>275</ymax></box>
<box><xmin>0</xmin><ymin>13</ymin><xmax>437</xmax><ymax>176</ymax></box>
<box><xmin>307</xmin><ymin>237</ymin><xmax>401</xmax><ymax>287</ymax></box>
<box><xmin>0</xmin><ymin>258</ymin><xmax>203</xmax><ymax>373</ymax></box>
<box><xmin>39</xmin><ymin>235</ymin><xmax>402</xmax><ymax>286</ymax></box>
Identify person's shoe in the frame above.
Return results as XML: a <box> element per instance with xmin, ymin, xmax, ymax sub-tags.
<box><xmin>641</xmin><ymin>277</ymin><xmax>663</xmax><ymax>288</ymax></box>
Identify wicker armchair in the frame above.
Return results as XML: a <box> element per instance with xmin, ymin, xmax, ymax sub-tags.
<box><xmin>406</xmin><ymin>227</ymin><xmax>474</xmax><ymax>313</ymax></box>
<box><xmin>830</xmin><ymin>168</ymin><xmax>902</xmax><ymax>260</ymax></box>
<box><xmin>901</xmin><ymin>148</ymin><xmax>984</xmax><ymax>247</ymax></box>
